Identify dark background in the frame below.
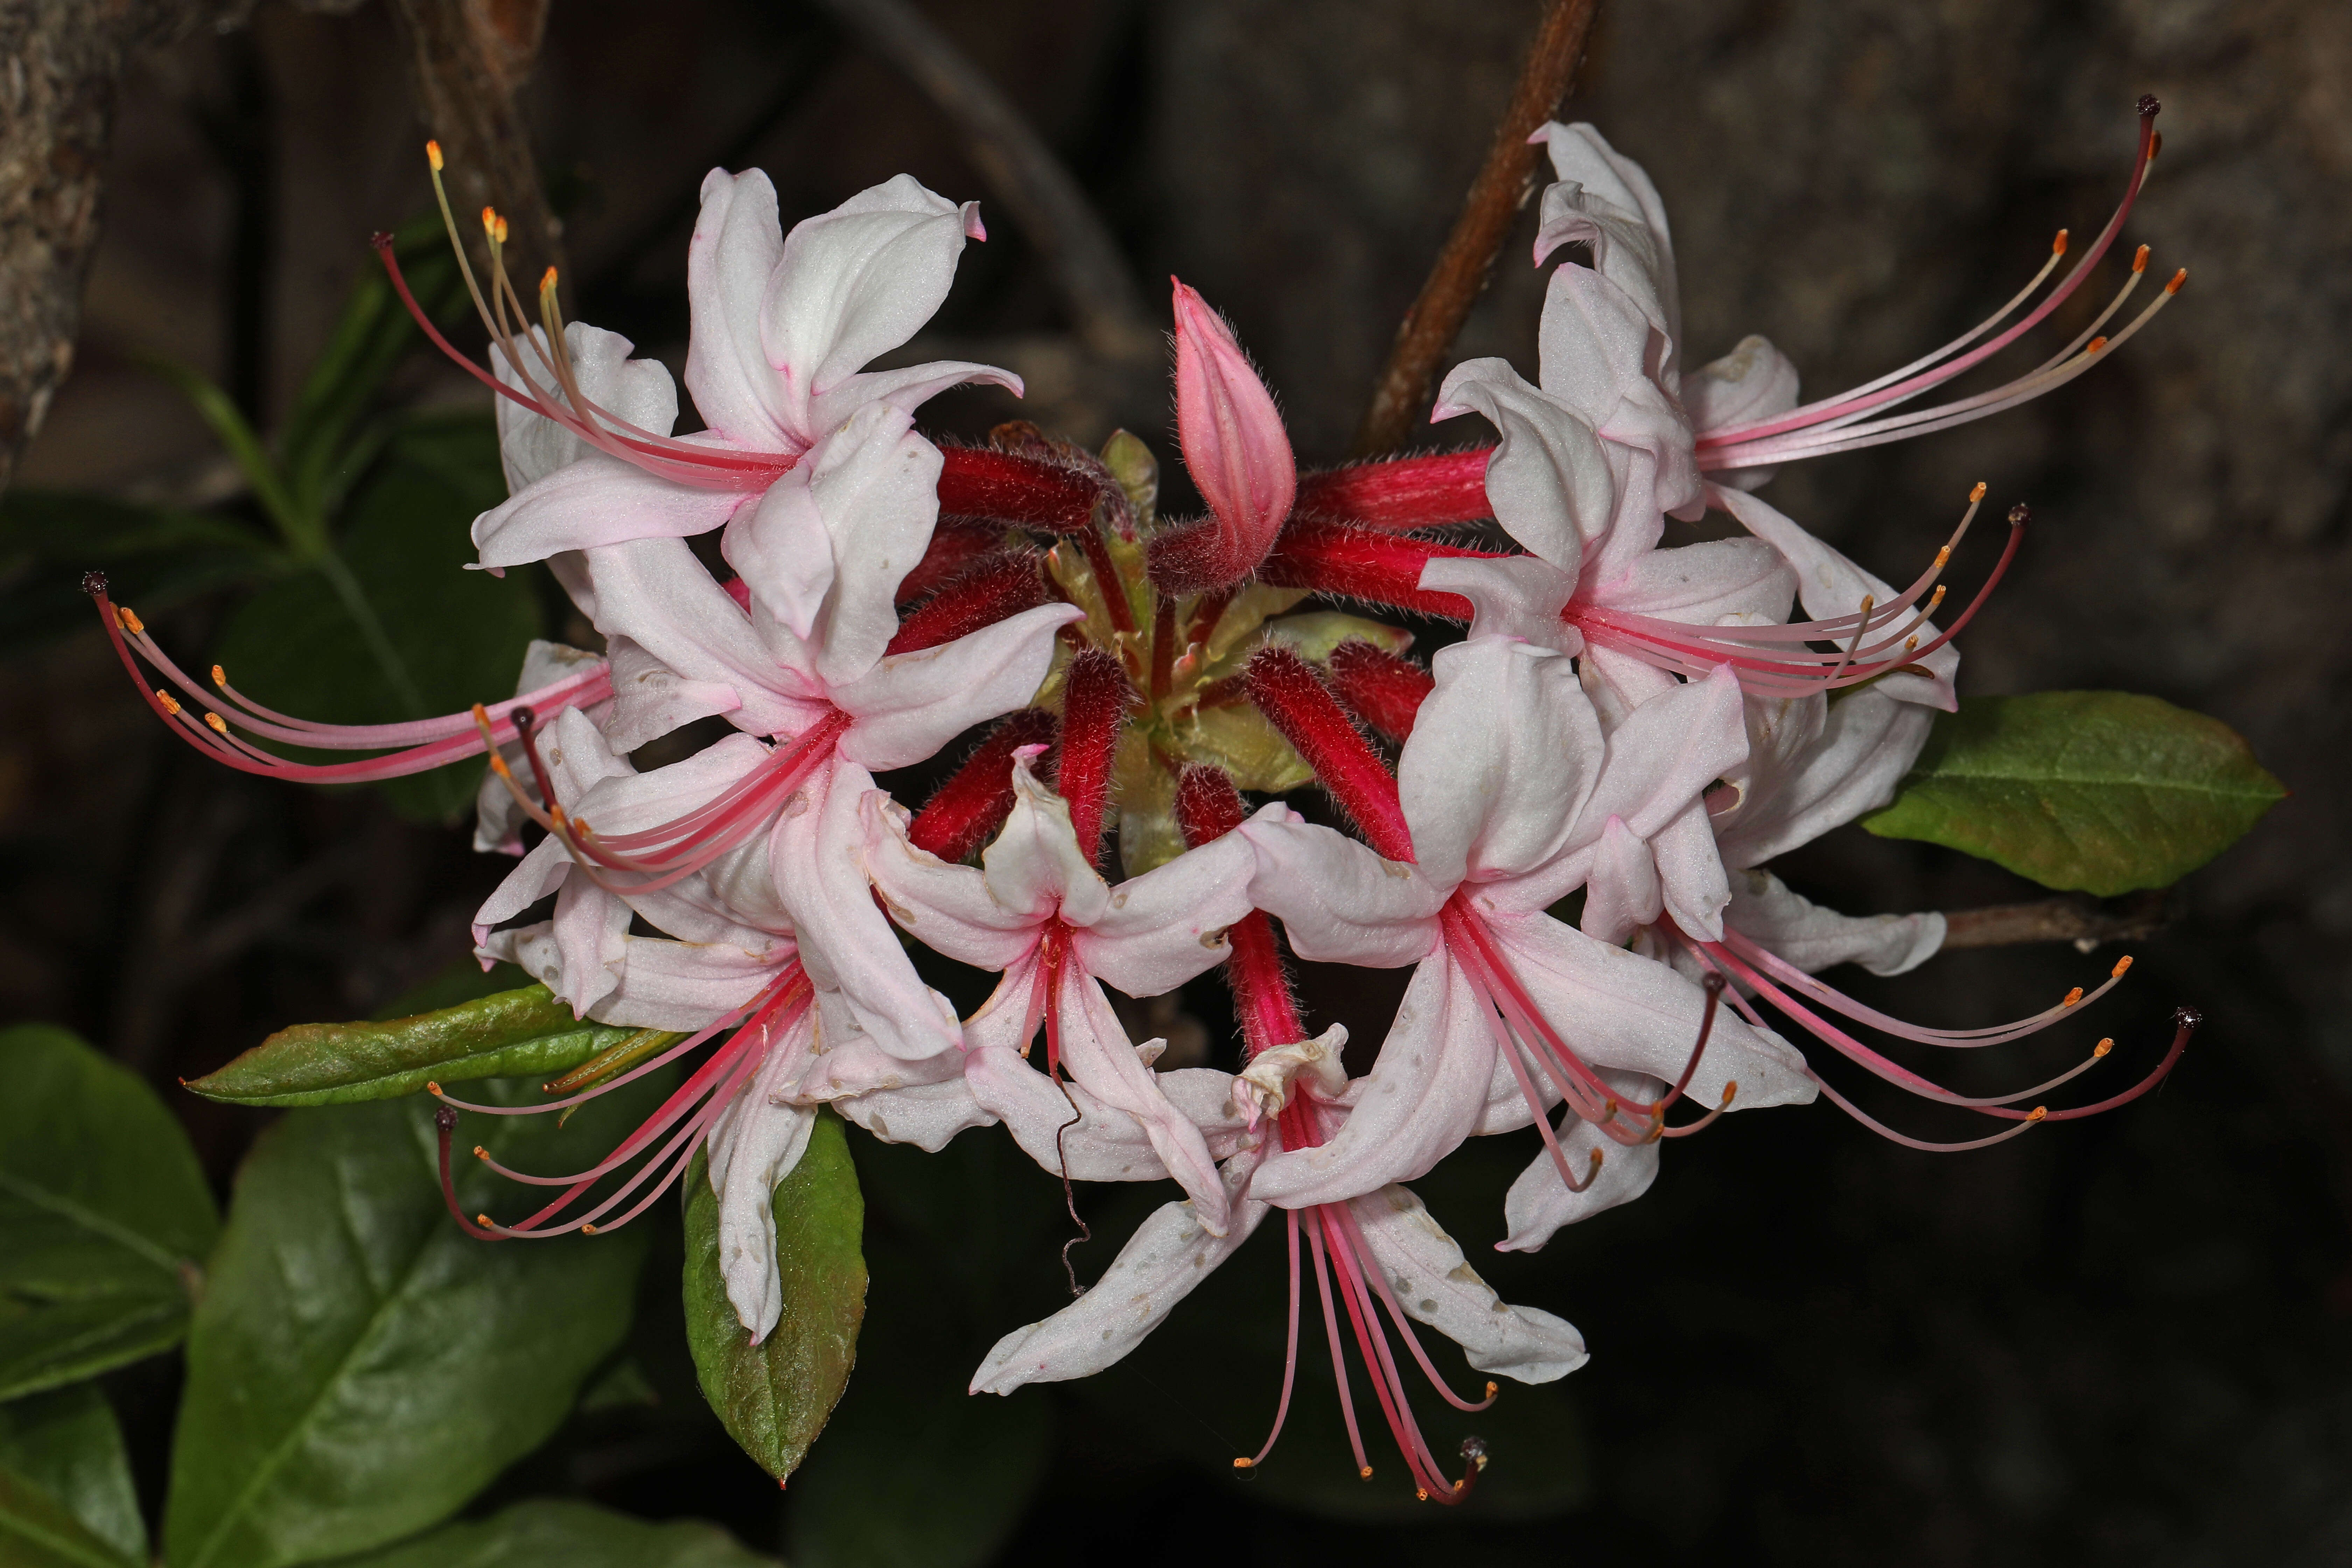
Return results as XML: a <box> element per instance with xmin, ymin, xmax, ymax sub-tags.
<box><xmin>5</xmin><ymin>0</ymin><xmax>2349</xmax><ymax>1562</ymax></box>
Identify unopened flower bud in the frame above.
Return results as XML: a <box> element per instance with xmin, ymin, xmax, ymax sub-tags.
<box><xmin>1149</xmin><ymin>279</ymin><xmax>1295</xmax><ymax>593</ymax></box>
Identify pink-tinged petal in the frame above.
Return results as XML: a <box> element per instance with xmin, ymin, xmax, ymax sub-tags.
<box><xmin>472</xmin><ymin>843</ymin><xmax>572</xmax><ymax>949</ymax></box>
<box><xmin>1169</xmin><ymin>279</ymin><xmax>1295</xmax><ymax>582</ymax></box>
<box><xmin>1055</xmin><ymin>971</ymin><xmax>1231</xmax><ymax>1233</ymax></box>
<box><xmin>1580</xmin><ymin>816</ymin><xmax>1663</xmax><ymax>945</ymax></box>
<box><xmin>1237</xmin><ymin>818</ymin><xmax>1445</xmax><ymax>968</ymax></box>
<box><xmin>1071</xmin><ymin>821</ymin><xmax>1261</xmax><ymax>998</ymax></box>
<box><xmin>1479</xmin><ymin>911</ymin><xmax>1816</xmax><ymax>1110</ymax></box>
<box><xmin>831</xmin><ymin>602</ymin><xmax>1083</xmax><ymax>772</ymax></box>
<box><xmin>1418</xmin><ymin>555</ymin><xmax>1580</xmax><ymax>653</ymax></box>
<box><xmin>1347</xmin><ymin>1184</ymin><xmax>1588</xmax><ymax>1381</ymax></box>
<box><xmin>1430</xmin><ymin>357</ymin><xmax>1609</xmax><ymax>575</ymax></box>
<box><xmin>708</xmin><ymin>1021</ymin><xmax>819</xmax><ymax>1339</ymax></box>
<box><xmin>473</xmin><ymin>451</ymin><xmax>747</xmax><ymax>570</ymax></box>
<box><xmin>1710</xmin><ymin>484</ymin><xmax>1959</xmax><ymax>710</ymax></box>
<box><xmin>589</xmin><ymin>935</ymin><xmax>784</xmax><ymax>1030</ymax></box>
<box><xmin>567</xmin><ymin>537</ymin><xmax>817</xmax><ymax>741</ymax></box>
<box><xmin>684</xmin><ymin>168</ymin><xmax>793</xmax><ymax>449</ymax></box>
<box><xmin>1715</xmin><ymin>687</ymin><xmax>1934</xmax><ymax>869</ymax></box>
<box><xmin>493</xmin><ymin>322</ymin><xmax>681</xmax><ymax>494</ymax></box>
<box><xmin>1725</xmin><ymin>868</ymin><xmax>1945</xmax><ymax>978</ymax></box>
<box><xmin>1680</xmin><ymin>334</ymin><xmax>1798</xmax><ymax>490</ymax></box>
<box><xmin>983</xmin><ymin>756</ymin><xmax>1111</xmax><ymax>927</ymax></box>
<box><xmin>763</xmin><ymin>174</ymin><xmax>984</xmax><ymax>435</ymax></box>
<box><xmin>600</xmin><ymin>636</ymin><xmax>743</xmax><ymax>755</ymax></box>
<box><xmin>864</xmin><ymin>792</ymin><xmax>1047</xmax><ymax>972</ymax></box>
<box><xmin>1249</xmin><ymin>953</ymin><xmax>1496</xmax><ymax>1209</ymax></box>
<box><xmin>1498</xmin><ymin>1070</ymin><xmax>1662</xmax><ymax>1253</ymax></box>
<box><xmin>1536</xmin><ymin>262</ymin><xmax>1701</xmax><ymax>541</ymax></box>
<box><xmin>1532</xmin><ymin>173</ymin><xmax>1676</xmax><ymax>374</ymax></box>
<box><xmin>1532</xmin><ymin>121</ymin><xmax>1682</xmax><ymax>368</ymax></box>
<box><xmin>803</xmin><ymin>359</ymin><xmax>1023</xmax><ymax>438</ymax></box>
<box><xmin>722</xmin><ymin>401</ymin><xmax>940</xmax><ymax>674</ymax></box>
<box><xmin>971</xmin><ymin>1164</ymin><xmax>1272</xmax><ymax>1394</ymax></box>
<box><xmin>1402</xmin><ymin>637</ymin><xmax>1605</xmax><ymax>895</ymax></box>
<box><xmin>792</xmin><ymin>1033</ymin><xmax>993</xmax><ymax>1152</ymax></box>
<box><xmin>774</xmin><ymin>759</ymin><xmax>963</xmax><ymax>1060</ymax></box>
<box><xmin>1579</xmin><ymin>662</ymin><xmax>1748</xmax><ymax>844</ymax></box>
<box><xmin>1650</xmin><ymin>797</ymin><xmax>1732</xmax><ymax>940</ymax></box>
<box><xmin>474</xmin><ymin>659</ymin><xmax>617</xmax><ymax>856</ymax></box>
<box><xmin>967</xmin><ymin>1044</ymin><xmax>1211</xmax><ymax>1184</ymax></box>
<box><xmin>1592</xmin><ymin>536</ymin><xmax>1796</xmax><ymax>625</ymax></box>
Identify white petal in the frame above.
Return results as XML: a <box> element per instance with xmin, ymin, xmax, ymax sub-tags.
<box><xmin>1498</xmin><ymin>1070</ymin><xmax>1663</xmax><ymax>1253</ymax></box>
<box><xmin>1418</xmin><ymin>555</ymin><xmax>1579</xmax><ymax>652</ymax></box>
<box><xmin>864</xmin><ymin>792</ymin><xmax>1045</xmax><ymax>972</ymax></box>
<box><xmin>1348</xmin><ymin>1184</ymin><xmax>1587</xmax><ymax>1381</ymax></box>
<box><xmin>601</xmin><ymin>635</ymin><xmax>743</xmax><ymax>755</ymax></box>
<box><xmin>1052</xmin><ymin>971</ymin><xmax>1230</xmax><ymax>1232</ymax></box>
<box><xmin>683</xmin><ymin>168</ymin><xmax>793</xmax><ymax>450</ymax></box>
<box><xmin>493</xmin><ymin>322</ymin><xmax>681</xmax><ymax>494</ymax></box>
<box><xmin>710</xmin><ymin>1023</ymin><xmax>819</xmax><ymax>1340</ymax></box>
<box><xmin>1249</xmin><ymin>953</ymin><xmax>1496</xmax><ymax>1209</ymax></box>
<box><xmin>1073</xmin><ymin>825</ymin><xmax>1260</xmax><ymax>998</ymax></box>
<box><xmin>831</xmin><ymin>602</ymin><xmax>1084</xmax><ymax>772</ymax></box>
<box><xmin>1594</xmin><ymin>536</ymin><xmax>1795</xmax><ymax>626</ymax></box>
<box><xmin>1680</xmin><ymin>334</ymin><xmax>1799</xmax><ymax>489</ymax></box>
<box><xmin>473</xmin><ymin>452</ymin><xmax>745</xmax><ymax>569</ymax></box>
<box><xmin>1714</xmin><ymin>687</ymin><xmax>1933</xmax><ymax>869</ymax></box>
<box><xmin>569</xmin><ymin>536</ymin><xmax>817</xmax><ymax>741</ymax></box>
<box><xmin>1238</xmin><ymin>818</ymin><xmax>1444</xmax><ymax>968</ymax></box>
<box><xmin>1725</xmin><ymin>868</ymin><xmax>1945</xmax><ymax>978</ymax></box>
<box><xmin>1579</xmin><ymin>816</ymin><xmax>1664</xmax><ymax>946</ymax></box>
<box><xmin>1429</xmin><ymin>358</ymin><xmax>1609</xmax><ymax>573</ymax></box>
<box><xmin>1402</xmin><ymin>637</ymin><xmax>1603</xmax><ymax>894</ymax></box>
<box><xmin>793</xmin><ymin>1033</ymin><xmax>993</xmax><ymax>1152</ymax></box>
<box><xmin>983</xmin><ymin>755</ymin><xmax>1111</xmax><ymax>928</ymax></box>
<box><xmin>1533</xmin><ymin>121</ymin><xmax>1682</xmax><ymax>372</ymax></box>
<box><xmin>971</xmin><ymin>1171</ymin><xmax>1272</xmax><ymax>1394</ymax></box>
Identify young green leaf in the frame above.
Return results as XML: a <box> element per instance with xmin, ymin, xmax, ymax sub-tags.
<box><xmin>187</xmin><ymin>982</ymin><xmax>640</xmax><ymax>1107</ymax></box>
<box><xmin>162</xmin><ymin>1076</ymin><xmax>663</xmax><ymax>1568</ymax></box>
<box><xmin>0</xmin><ymin>1026</ymin><xmax>219</xmax><ymax>1401</ymax></box>
<box><xmin>0</xmin><ymin>1468</ymin><xmax>136</xmax><ymax>1568</ymax></box>
<box><xmin>0</xmin><ymin>1384</ymin><xmax>147</xmax><ymax>1567</ymax></box>
<box><xmin>328</xmin><ymin>1499</ymin><xmax>778</xmax><ymax>1568</ymax></box>
<box><xmin>1863</xmin><ymin>691</ymin><xmax>2287</xmax><ymax>895</ymax></box>
<box><xmin>681</xmin><ymin>1112</ymin><xmax>867</xmax><ymax>1483</ymax></box>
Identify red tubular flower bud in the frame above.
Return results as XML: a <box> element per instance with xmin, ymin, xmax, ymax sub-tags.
<box><xmin>1256</xmin><ymin>520</ymin><xmax>1495</xmax><ymax>621</ymax></box>
<box><xmin>1324</xmin><ymin>640</ymin><xmax>1434</xmax><ymax>744</ymax></box>
<box><xmin>936</xmin><ymin>445</ymin><xmax>1129</xmax><ymax>536</ymax></box>
<box><xmin>1174</xmin><ymin>760</ymin><xmax>1249</xmax><ymax>844</ymax></box>
<box><xmin>908</xmin><ymin>709</ymin><xmax>1059</xmax><ymax>862</ymax></box>
<box><xmin>1147</xmin><ymin>279</ymin><xmax>1297</xmax><ymax>596</ymax></box>
<box><xmin>1056</xmin><ymin>648</ymin><xmax>1134</xmax><ymax>863</ymax></box>
<box><xmin>895</xmin><ymin>518</ymin><xmax>1002</xmax><ymax>607</ymax></box>
<box><xmin>1294</xmin><ymin>448</ymin><xmax>1494</xmax><ymax>530</ymax></box>
<box><xmin>1242</xmin><ymin>645</ymin><xmax>1413</xmax><ymax>863</ymax></box>
<box><xmin>885</xmin><ymin>552</ymin><xmax>1048</xmax><ymax>655</ymax></box>
<box><xmin>1176</xmin><ymin>763</ymin><xmax>1303</xmax><ymax>1062</ymax></box>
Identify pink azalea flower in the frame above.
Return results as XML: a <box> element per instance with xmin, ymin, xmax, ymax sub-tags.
<box><xmin>863</xmin><ymin>649</ymin><xmax>1270</xmax><ymax>1233</ymax></box>
<box><xmin>971</xmin><ymin>765</ymin><xmax>1584</xmax><ymax>1503</ymax></box>
<box><xmin>1235</xmin><ymin>637</ymin><xmax>1816</xmax><ymax>1214</ymax></box>
<box><xmin>1146</xmin><ymin>279</ymin><xmax>1298</xmax><ymax>594</ymax></box>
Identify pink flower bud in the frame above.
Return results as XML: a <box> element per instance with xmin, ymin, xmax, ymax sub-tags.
<box><xmin>1153</xmin><ymin>279</ymin><xmax>1296</xmax><ymax>593</ymax></box>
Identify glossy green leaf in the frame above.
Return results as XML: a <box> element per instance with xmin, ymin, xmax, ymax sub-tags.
<box><xmin>188</xmin><ymin>982</ymin><xmax>637</xmax><ymax>1108</ymax></box>
<box><xmin>0</xmin><ymin>1026</ymin><xmax>219</xmax><ymax>1401</ymax></box>
<box><xmin>209</xmin><ymin>417</ymin><xmax>541</xmax><ymax>824</ymax></box>
<box><xmin>1862</xmin><ymin>691</ymin><xmax>2287</xmax><ymax>895</ymax></box>
<box><xmin>0</xmin><ymin>1384</ymin><xmax>146</xmax><ymax>1567</ymax></box>
<box><xmin>681</xmin><ymin>1112</ymin><xmax>866</xmax><ymax>1482</ymax></box>
<box><xmin>0</xmin><ymin>1468</ymin><xmax>134</xmax><ymax>1568</ymax></box>
<box><xmin>331</xmin><ymin>1499</ymin><xmax>777</xmax><ymax>1568</ymax></box>
<box><xmin>162</xmin><ymin>1075</ymin><xmax>661</xmax><ymax>1568</ymax></box>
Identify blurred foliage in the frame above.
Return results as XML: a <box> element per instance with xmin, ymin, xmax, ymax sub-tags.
<box><xmin>0</xmin><ymin>1027</ymin><xmax>218</xmax><ymax>1404</ymax></box>
<box><xmin>0</xmin><ymin>1383</ymin><xmax>146</xmax><ymax>1568</ymax></box>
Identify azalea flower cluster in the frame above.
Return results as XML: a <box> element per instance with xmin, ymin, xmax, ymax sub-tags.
<box><xmin>93</xmin><ymin>103</ymin><xmax>2197</xmax><ymax>1499</ymax></box>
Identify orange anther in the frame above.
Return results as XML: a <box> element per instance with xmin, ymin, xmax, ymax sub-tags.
<box><xmin>481</xmin><ymin>205</ymin><xmax>498</xmax><ymax>236</ymax></box>
<box><xmin>472</xmin><ymin>1145</ymin><xmax>487</xmax><ymax>1158</ymax></box>
<box><xmin>1232</xmin><ymin>1457</ymin><xmax>1253</xmax><ymax>1470</ymax></box>
<box><xmin>540</xmin><ymin>266</ymin><xmax>559</xmax><ymax>294</ymax></box>
<box><xmin>2132</xmin><ymin>244</ymin><xmax>2150</xmax><ymax>273</ymax></box>
<box><xmin>1359</xmin><ymin>1466</ymin><xmax>1374</xmax><ymax>1480</ymax></box>
<box><xmin>2052</xmin><ymin>229</ymin><xmax>2070</xmax><ymax>255</ymax></box>
<box><xmin>426</xmin><ymin>1080</ymin><xmax>443</xmax><ymax>1095</ymax></box>
<box><xmin>2094</xmin><ymin>1038</ymin><xmax>2114</xmax><ymax>1057</ymax></box>
<box><xmin>2026</xmin><ymin>1106</ymin><xmax>2049</xmax><ymax>1122</ymax></box>
<box><xmin>494</xmin><ymin>215</ymin><xmax>509</xmax><ymax>245</ymax></box>
<box><xmin>477</xmin><ymin>1213</ymin><xmax>495</xmax><ymax>1228</ymax></box>
<box><xmin>210</xmin><ymin>664</ymin><xmax>227</xmax><ymax>686</ymax></box>
<box><xmin>204</xmin><ymin>712</ymin><xmax>227</xmax><ymax>734</ymax></box>
<box><xmin>426</xmin><ymin>139</ymin><xmax>443</xmax><ymax>171</ymax></box>
<box><xmin>2085</xmin><ymin>336</ymin><xmax>2109</xmax><ymax>355</ymax></box>
<box><xmin>155</xmin><ymin>689</ymin><xmax>180</xmax><ymax>715</ymax></box>
<box><xmin>118</xmin><ymin>606</ymin><xmax>146</xmax><ymax>634</ymax></box>
<box><xmin>1722</xmin><ymin>1080</ymin><xmax>1738</xmax><ymax>1105</ymax></box>
<box><xmin>582</xmin><ymin>1223</ymin><xmax>599</xmax><ymax>1235</ymax></box>
<box><xmin>2112</xmin><ymin>955</ymin><xmax>2134</xmax><ymax>978</ymax></box>
<box><xmin>2165</xmin><ymin>268</ymin><xmax>2188</xmax><ymax>294</ymax></box>
<box><xmin>2063</xmin><ymin>986</ymin><xmax>2085</xmax><ymax>1007</ymax></box>
<box><xmin>1969</xmin><ymin>481</ymin><xmax>1987</xmax><ymax>502</ymax></box>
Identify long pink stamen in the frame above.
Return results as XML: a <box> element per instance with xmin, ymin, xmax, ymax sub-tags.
<box><xmin>1694</xmin><ymin>99</ymin><xmax>2168</xmax><ymax>469</ymax></box>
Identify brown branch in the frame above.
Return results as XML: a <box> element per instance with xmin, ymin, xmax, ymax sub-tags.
<box><xmin>810</xmin><ymin>0</ymin><xmax>1155</xmax><ymax>363</ymax></box>
<box><xmin>387</xmin><ymin>0</ymin><xmax>563</xmax><ymax>288</ymax></box>
<box><xmin>0</xmin><ymin>0</ymin><xmax>239</xmax><ymax>493</ymax></box>
<box><xmin>1350</xmin><ymin>0</ymin><xmax>1598</xmax><ymax>456</ymax></box>
<box><xmin>1939</xmin><ymin>890</ymin><xmax>2174</xmax><ymax>954</ymax></box>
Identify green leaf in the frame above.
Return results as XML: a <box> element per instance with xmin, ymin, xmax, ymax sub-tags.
<box><xmin>328</xmin><ymin>1499</ymin><xmax>778</xmax><ymax>1568</ymax></box>
<box><xmin>144</xmin><ymin>360</ymin><xmax>306</xmax><ymax>550</ymax></box>
<box><xmin>162</xmin><ymin>1076</ymin><xmax>662</xmax><ymax>1568</ymax></box>
<box><xmin>1861</xmin><ymin>691</ymin><xmax>2287</xmax><ymax>895</ymax></box>
<box><xmin>0</xmin><ymin>1384</ymin><xmax>146</xmax><ymax>1566</ymax></box>
<box><xmin>0</xmin><ymin>1468</ymin><xmax>135</xmax><ymax>1568</ymax></box>
<box><xmin>681</xmin><ymin>1112</ymin><xmax>866</xmax><ymax>1482</ymax></box>
<box><xmin>208</xmin><ymin>420</ymin><xmax>542</xmax><ymax>824</ymax></box>
<box><xmin>187</xmin><ymin>982</ymin><xmax>640</xmax><ymax>1108</ymax></box>
<box><xmin>0</xmin><ymin>1026</ymin><xmax>219</xmax><ymax>1401</ymax></box>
